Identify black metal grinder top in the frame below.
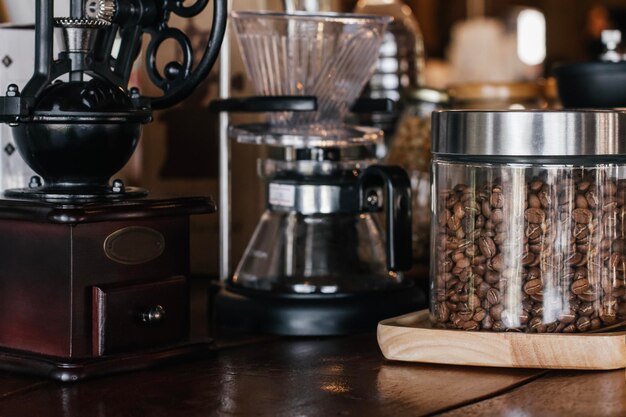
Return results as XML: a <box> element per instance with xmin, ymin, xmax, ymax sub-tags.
<box><xmin>1</xmin><ymin>0</ymin><xmax>227</xmax><ymax>201</ymax></box>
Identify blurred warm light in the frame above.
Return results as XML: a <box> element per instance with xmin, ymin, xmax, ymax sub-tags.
<box><xmin>517</xmin><ymin>9</ymin><xmax>546</xmax><ymax>66</ymax></box>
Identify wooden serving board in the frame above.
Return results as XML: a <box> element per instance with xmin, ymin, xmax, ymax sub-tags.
<box><xmin>377</xmin><ymin>310</ymin><xmax>626</xmax><ymax>370</ymax></box>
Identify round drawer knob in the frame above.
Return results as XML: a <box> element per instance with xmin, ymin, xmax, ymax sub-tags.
<box><xmin>142</xmin><ymin>305</ymin><xmax>166</xmax><ymax>324</ymax></box>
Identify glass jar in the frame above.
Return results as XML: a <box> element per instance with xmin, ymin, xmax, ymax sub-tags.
<box><xmin>430</xmin><ymin>110</ymin><xmax>626</xmax><ymax>333</ymax></box>
<box><xmin>447</xmin><ymin>81</ymin><xmax>546</xmax><ymax>110</ymax></box>
<box><xmin>387</xmin><ymin>88</ymin><xmax>448</xmax><ymax>262</ymax></box>
<box><xmin>353</xmin><ymin>0</ymin><xmax>426</xmax><ymax>156</ymax></box>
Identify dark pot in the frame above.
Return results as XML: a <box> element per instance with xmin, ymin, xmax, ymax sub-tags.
<box><xmin>553</xmin><ymin>61</ymin><xmax>626</xmax><ymax>108</ymax></box>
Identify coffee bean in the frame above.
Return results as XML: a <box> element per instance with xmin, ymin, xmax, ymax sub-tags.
<box><xmin>585</xmin><ymin>190</ymin><xmax>599</xmax><ymax>208</ymax></box>
<box><xmin>447</xmin><ymin>215</ymin><xmax>461</xmax><ymax>231</ymax></box>
<box><xmin>482</xmin><ymin>315</ymin><xmax>493</xmax><ymax>330</ymax></box>
<box><xmin>571</xmin><ymin>278</ymin><xmax>590</xmax><ymax>295</ymax></box>
<box><xmin>573</xmin><ymin>223</ymin><xmax>588</xmax><ymax>239</ymax></box>
<box><xmin>473</xmin><ymin>308</ymin><xmax>487</xmax><ymax>322</ymax></box>
<box><xmin>526</xmin><ymin>224</ymin><xmax>542</xmax><ymax>239</ymax></box>
<box><xmin>572</xmin><ymin>208</ymin><xmax>593</xmax><ymax>224</ymax></box>
<box><xmin>519</xmin><ymin>311</ymin><xmax>529</xmax><ymax>325</ymax></box>
<box><xmin>462</xmin><ymin>320</ymin><xmax>480</xmax><ymax>330</ymax></box>
<box><xmin>546</xmin><ymin>322</ymin><xmax>558</xmax><ymax>333</ymax></box>
<box><xmin>574</xmin><ymin>267</ymin><xmax>588</xmax><ymax>280</ymax></box>
<box><xmin>525</xmin><ymin>208</ymin><xmax>546</xmax><ymax>224</ymax></box>
<box><xmin>524</xmin><ymin>279</ymin><xmax>542</xmax><ymax>295</ymax></box>
<box><xmin>457</xmin><ymin>309</ymin><xmax>473</xmax><ymax>321</ymax></box>
<box><xmin>538</xmin><ymin>189</ymin><xmax>551</xmax><ymax>207</ymax></box>
<box><xmin>481</xmin><ymin>200</ymin><xmax>492</xmax><ymax>218</ymax></box>
<box><xmin>578</xmin><ymin>289</ymin><xmax>597</xmax><ymax>302</ymax></box>
<box><xmin>456</xmin><ymin>258</ymin><xmax>470</xmax><ymax>269</ymax></box>
<box><xmin>530</xmin><ymin>179</ymin><xmax>544</xmax><ymax>192</ymax></box>
<box><xmin>578</xmin><ymin>302</ymin><xmax>594</xmax><ymax>316</ymax></box>
<box><xmin>527</xmin><ymin>267</ymin><xmax>541</xmax><ymax>281</ymax></box>
<box><xmin>490</xmin><ymin>191</ymin><xmax>503</xmax><ymax>208</ymax></box>
<box><xmin>576</xmin><ymin>316</ymin><xmax>592</xmax><ymax>332</ymax></box>
<box><xmin>491</xmin><ymin>209</ymin><xmax>504</xmax><ymax>224</ymax></box>
<box><xmin>591</xmin><ymin>318</ymin><xmax>602</xmax><ymax>330</ymax></box>
<box><xmin>489</xmin><ymin>304</ymin><xmax>504</xmax><ymax>321</ymax></box>
<box><xmin>478</xmin><ymin>236</ymin><xmax>496</xmax><ymax>258</ymax></box>
<box><xmin>453</xmin><ymin>202</ymin><xmax>466</xmax><ymax>219</ymax></box>
<box><xmin>528</xmin><ymin>317</ymin><xmax>543</xmax><ymax>332</ymax></box>
<box><xmin>578</xmin><ymin>180</ymin><xmax>591</xmax><ymax>192</ymax></box>
<box><xmin>575</xmin><ymin>194</ymin><xmax>589</xmax><ymax>209</ymax></box>
<box><xmin>563</xmin><ymin>324</ymin><xmax>576</xmax><ymax>333</ymax></box>
<box><xmin>566</xmin><ymin>252</ymin><xmax>583</xmax><ymax>265</ymax></box>
<box><xmin>530</xmin><ymin>305</ymin><xmax>544</xmax><ymax>317</ymax></box>
<box><xmin>600</xmin><ymin>311</ymin><xmax>617</xmax><ymax>324</ymax></box>
<box><xmin>469</xmin><ymin>294</ymin><xmax>481</xmax><ymax>310</ymax></box>
<box><xmin>492</xmin><ymin>321</ymin><xmax>506</xmax><ymax>332</ymax></box>
<box><xmin>477</xmin><ymin>281</ymin><xmax>491</xmax><ymax>298</ymax></box>
<box><xmin>489</xmin><ymin>253</ymin><xmax>505</xmax><ymax>272</ymax></box>
<box><xmin>528</xmin><ymin>194</ymin><xmax>541</xmax><ymax>208</ymax></box>
<box><xmin>446</xmin><ymin>194</ymin><xmax>459</xmax><ymax>209</ymax></box>
<box><xmin>486</xmin><ymin>288</ymin><xmax>501</xmax><ymax>305</ymax></box>
<box><xmin>436</xmin><ymin>302</ymin><xmax>450</xmax><ymax>322</ymax></box>
<box><xmin>522</xmin><ymin>251</ymin><xmax>536</xmax><ymax>266</ymax></box>
<box><xmin>558</xmin><ymin>311</ymin><xmax>576</xmax><ymax>324</ymax></box>
<box><xmin>494</xmin><ymin>233</ymin><xmax>506</xmax><ymax>246</ymax></box>
<box><xmin>485</xmin><ymin>270</ymin><xmax>500</xmax><ymax>285</ymax></box>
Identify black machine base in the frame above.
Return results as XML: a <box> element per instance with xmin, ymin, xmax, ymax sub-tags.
<box><xmin>215</xmin><ymin>284</ymin><xmax>427</xmax><ymax>336</ymax></box>
<box><xmin>0</xmin><ymin>341</ymin><xmax>213</xmax><ymax>382</ymax></box>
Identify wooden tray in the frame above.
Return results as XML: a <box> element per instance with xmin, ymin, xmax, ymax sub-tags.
<box><xmin>377</xmin><ymin>310</ymin><xmax>626</xmax><ymax>370</ymax></box>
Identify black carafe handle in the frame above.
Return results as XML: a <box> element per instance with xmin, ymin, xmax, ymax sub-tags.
<box><xmin>360</xmin><ymin>165</ymin><xmax>412</xmax><ymax>272</ymax></box>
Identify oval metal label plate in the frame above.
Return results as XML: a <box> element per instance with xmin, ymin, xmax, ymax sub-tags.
<box><xmin>104</xmin><ymin>226</ymin><xmax>165</xmax><ymax>265</ymax></box>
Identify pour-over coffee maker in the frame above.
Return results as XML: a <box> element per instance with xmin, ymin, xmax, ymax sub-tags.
<box><xmin>0</xmin><ymin>0</ymin><xmax>226</xmax><ymax>380</ymax></box>
<box><xmin>215</xmin><ymin>11</ymin><xmax>426</xmax><ymax>335</ymax></box>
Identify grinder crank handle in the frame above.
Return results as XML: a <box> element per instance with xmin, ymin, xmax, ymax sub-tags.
<box><xmin>93</xmin><ymin>0</ymin><xmax>227</xmax><ymax>110</ymax></box>
<box><xmin>149</xmin><ymin>0</ymin><xmax>227</xmax><ymax>109</ymax></box>
<box><xmin>359</xmin><ymin>165</ymin><xmax>413</xmax><ymax>272</ymax></box>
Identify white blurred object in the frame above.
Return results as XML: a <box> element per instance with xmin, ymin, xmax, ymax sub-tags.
<box><xmin>3</xmin><ymin>1</ymin><xmax>70</xmax><ymax>24</ymax></box>
<box><xmin>600</xmin><ymin>30</ymin><xmax>623</xmax><ymax>62</ymax></box>
<box><xmin>447</xmin><ymin>13</ymin><xmax>544</xmax><ymax>84</ymax></box>
<box><xmin>0</xmin><ymin>26</ymin><xmax>36</xmax><ymax>190</ymax></box>
<box><xmin>517</xmin><ymin>9</ymin><xmax>546</xmax><ymax>66</ymax></box>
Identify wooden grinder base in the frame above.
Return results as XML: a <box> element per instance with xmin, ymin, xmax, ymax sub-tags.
<box><xmin>378</xmin><ymin>310</ymin><xmax>626</xmax><ymax>370</ymax></box>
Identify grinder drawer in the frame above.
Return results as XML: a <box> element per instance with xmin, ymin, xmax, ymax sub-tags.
<box><xmin>92</xmin><ymin>276</ymin><xmax>189</xmax><ymax>356</ymax></box>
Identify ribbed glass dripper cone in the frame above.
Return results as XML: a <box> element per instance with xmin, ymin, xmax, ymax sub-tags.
<box><xmin>231</xmin><ymin>11</ymin><xmax>391</xmax><ymax>136</ymax></box>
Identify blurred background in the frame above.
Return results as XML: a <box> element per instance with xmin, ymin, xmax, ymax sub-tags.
<box><xmin>0</xmin><ymin>0</ymin><xmax>624</xmax><ymax>277</ymax></box>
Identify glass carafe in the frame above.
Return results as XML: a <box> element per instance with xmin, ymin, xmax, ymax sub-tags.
<box><xmin>233</xmin><ymin>211</ymin><xmax>404</xmax><ymax>294</ymax></box>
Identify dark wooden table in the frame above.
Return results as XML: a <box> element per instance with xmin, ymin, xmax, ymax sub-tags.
<box><xmin>0</xmin><ymin>330</ymin><xmax>622</xmax><ymax>416</ymax></box>
<box><xmin>0</xmin><ymin>278</ymin><xmax>618</xmax><ymax>416</ymax></box>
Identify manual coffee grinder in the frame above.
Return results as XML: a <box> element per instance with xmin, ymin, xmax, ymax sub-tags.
<box><xmin>215</xmin><ymin>11</ymin><xmax>426</xmax><ymax>335</ymax></box>
<box><xmin>0</xmin><ymin>0</ymin><xmax>226</xmax><ymax>380</ymax></box>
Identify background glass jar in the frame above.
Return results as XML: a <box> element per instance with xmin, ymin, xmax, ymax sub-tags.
<box><xmin>447</xmin><ymin>81</ymin><xmax>547</xmax><ymax>110</ymax></box>
<box><xmin>387</xmin><ymin>88</ymin><xmax>448</xmax><ymax>264</ymax></box>
<box><xmin>430</xmin><ymin>110</ymin><xmax>626</xmax><ymax>333</ymax></box>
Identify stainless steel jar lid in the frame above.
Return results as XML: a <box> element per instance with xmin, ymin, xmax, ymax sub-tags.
<box><xmin>432</xmin><ymin>110</ymin><xmax>626</xmax><ymax>156</ymax></box>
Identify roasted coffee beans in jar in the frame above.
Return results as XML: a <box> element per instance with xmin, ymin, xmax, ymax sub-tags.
<box><xmin>430</xmin><ymin>110</ymin><xmax>626</xmax><ymax>333</ymax></box>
